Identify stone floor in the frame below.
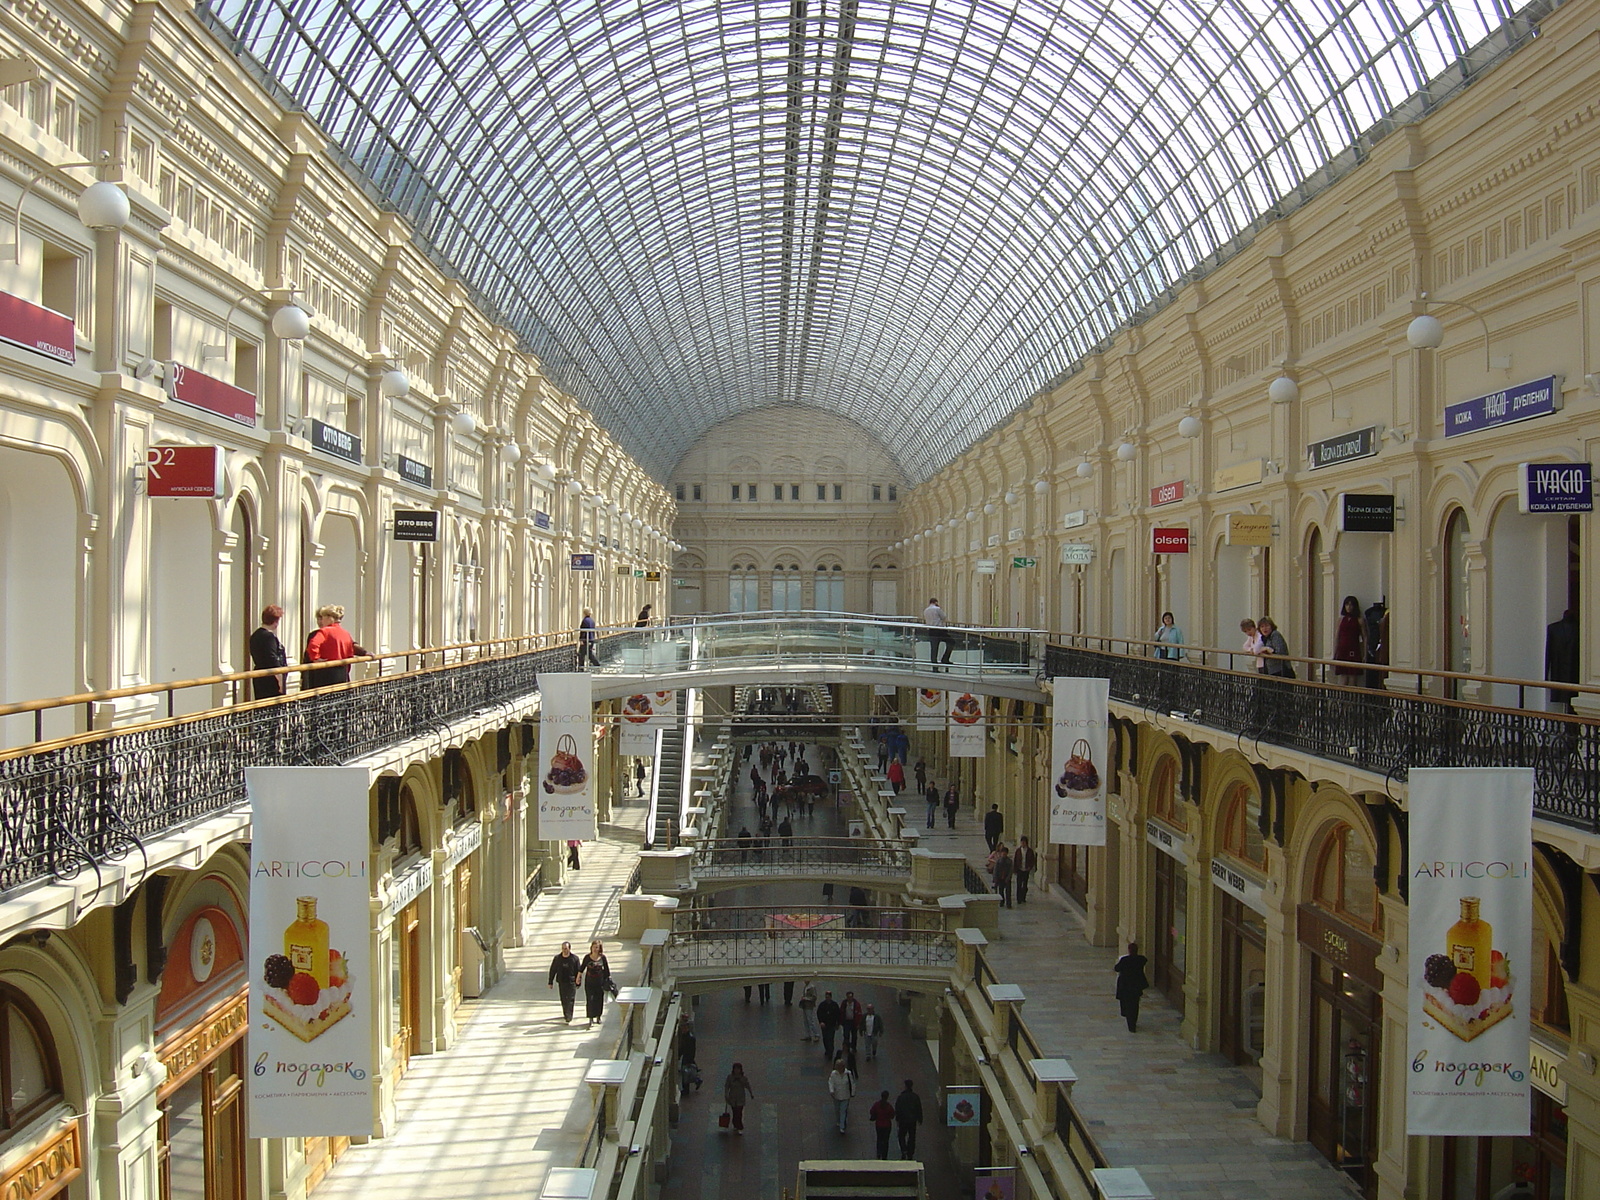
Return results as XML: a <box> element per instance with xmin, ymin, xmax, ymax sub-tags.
<box><xmin>317</xmin><ymin>740</ymin><xmax>1362</xmax><ymax>1200</ymax></box>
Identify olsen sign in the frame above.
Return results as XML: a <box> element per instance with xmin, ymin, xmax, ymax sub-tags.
<box><xmin>1151</xmin><ymin>527</ymin><xmax>1189</xmax><ymax>554</ymax></box>
<box><xmin>1149</xmin><ymin>479</ymin><xmax>1186</xmax><ymax>507</ymax></box>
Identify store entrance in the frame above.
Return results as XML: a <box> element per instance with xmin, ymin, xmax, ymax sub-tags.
<box><xmin>1151</xmin><ymin>850</ymin><xmax>1187</xmax><ymax>1013</ymax></box>
<box><xmin>1218</xmin><ymin>895</ymin><xmax>1266</xmax><ymax>1085</ymax></box>
<box><xmin>1440</xmin><ymin>1090</ymin><xmax>1568</xmax><ymax>1198</ymax></box>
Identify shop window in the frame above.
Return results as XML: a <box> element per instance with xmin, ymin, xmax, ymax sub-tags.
<box><xmin>1312</xmin><ymin>822</ymin><xmax>1379</xmax><ymax>933</ymax></box>
<box><xmin>41</xmin><ymin>242</ymin><xmax>77</xmax><ymax>321</ymax></box>
<box><xmin>1221</xmin><ymin>782</ymin><xmax>1265</xmax><ymax>868</ymax></box>
<box><xmin>398</xmin><ymin>784</ymin><xmax>423</xmax><ymax>858</ymax></box>
<box><xmin>1529</xmin><ymin>923</ymin><xmax>1569</xmax><ymax>1033</ymax></box>
<box><xmin>455</xmin><ymin>762</ymin><xmax>477</xmax><ymax>823</ymax></box>
<box><xmin>0</xmin><ymin>985</ymin><xmax>61</xmax><ymax>1131</ymax></box>
<box><xmin>1149</xmin><ymin>756</ymin><xmax>1183</xmax><ymax>831</ymax></box>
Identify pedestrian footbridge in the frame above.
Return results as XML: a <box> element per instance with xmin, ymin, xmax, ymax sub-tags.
<box><xmin>589</xmin><ymin>614</ymin><xmax>1049</xmax><ymax>704</ymax></box>
<box><xmin>634</xmin><ymin>836</ymin><xmax>970</xmax><ymax>900</ymax></box>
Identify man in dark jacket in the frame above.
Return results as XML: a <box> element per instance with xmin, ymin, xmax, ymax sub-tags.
<box><xmin>1013</xmin><ymin>836</ymin><xmax>1038</xmax><ymax>904</ymax></box>
<box><xmin>894</xmin><ymin>1079</ymin><xmax>924</xmax><ymax>1159</ymax></box>
<box><xmin>1113</xmin><ymin>942</ymin><xmax>1150</xmax><ymax>1032</ymax></box>
<box><xmin>547</xmin><ymin>940</ymin><xmax>583</xmax><ymax>1023</ymax></box>
<box><xmin>983</xmin><ymin>803</ymin><xmax>1004</xmax><ymax>851</ymax></box>
<box><xmin>816</xmin><ymin>990</ymin><xmax>842</xmax><ymax>1058</ymax></box>
<box><xmin>1546</xmin><ymin>609</ymin><xmax>1580</xmax><ymax>712</ymax></box>
<box><xmin>992</xmin><ymin>845</ymin><xmax>1014</xmax><ymax>908</ymax></box>
<box><xmin>248</xmin><ymin>604</ymin><xmax>288</xmax><ymax>699</ymax></box>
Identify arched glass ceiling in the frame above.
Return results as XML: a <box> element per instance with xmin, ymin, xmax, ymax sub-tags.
<box><xmin>202</xmin><ymin>0</ymin><xmax>1542</xmax><ymax>482</ymax></box>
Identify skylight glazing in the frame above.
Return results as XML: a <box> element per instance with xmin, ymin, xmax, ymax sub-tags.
<box><xmin>203</xmin><ymin>0</ymin><xmax>1542</xmax><ymax>481</ymax></box>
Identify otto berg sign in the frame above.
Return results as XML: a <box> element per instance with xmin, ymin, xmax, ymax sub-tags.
<box><xmin>1307</xmin><ymin>425</ymin><xmax>1378</xmax><ymax>470</ymax></box>
<box><xmin>395</xmin><ymin>454</ymin><xmax>432</xmax><ymax>489</ymax></box>
<box><xmin>392</xmin><ymin>510</ymin><xmax>439</xmax><ymax>542</ymax></box>
<box><xmin>310</xmin><ymin>419</ymin><xmax>362</xmax><ymax>465</ymax></box>
<box><xmin>1444</xmin><ymin>375</ymin><xmax>1559</xmax><ymax>438</ymax></box>
<box><xmin>1519</xmin><ymin>462</ymin><xmax>1592</xmax><ymax>514</ymax></box>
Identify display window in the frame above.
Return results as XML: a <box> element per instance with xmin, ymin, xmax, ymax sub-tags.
<box><xmin>1152</xmin><ymin>849</ymin><xmax>1187</xmax><ymax>1012</ymax></box>
<box><xmin>1220</xmin><ymin>782</ymin><xmax>1265</xmax><ymax>869</ymax></box>
<box><xmin>1218</xmin><ymin>894</ymin><xmax>1266</xmax><ymax>1080</ymax></box>
<box><xmin>0</xmin><ymin>984</ymin><xmax>63</xmax><ymax>1132</ymax></box>
<box><xmin>1440</xmin><ymin>1092</ymin><xmax>1567</xmax><ymax>1199</ymax></box>
<box><xmin>1056</xmin><ymin>843</ymin><xmax>1089</xmax><ymax>906</ymax></box>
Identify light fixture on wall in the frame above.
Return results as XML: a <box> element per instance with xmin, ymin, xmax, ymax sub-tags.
<box><xmin>1268</xmin><ymin>363</ymin><xmax>1349</xmax><ymax>421</ymax></box>
<box><xmin>379</xmin><ymin>365</ymin><xmax>410</xmax><ymax>399</ymax></box>
<box><xmin>965</xmin><ymin>509</ymin><xmax>976</xmax><ymax>522</ymax></box>
<box><xmin>500</xmin><ymin>440</ymin><xmax>522</xmax><ymax>464</ymax></box>
<box><xmin>1003</xmin><ymin>490</ymin><xmax>1018</xmax><ymax>505</ymax></box>
<box><xmin>1116</xmin><ymin>441</ymin><xmax>1137</xmax><ymax>461</ymax></box>
<box><xmin>1033</xmin><ymin>478</ymin><xmax>1049</xmax><ymax>495</ymax></box>
<box><xmin>983</xmin><ymin>501</ymin><xmax>996</xmax><ymax>515</ymax></box>
<box><xmin>1177</xmin><ymin>414</ymin><xmax>1202</xmax><ymax>439</ymax></box>
<box><xmin>270</xmin><ymin>287</ymin><xmax>313</xmax><ymax>341</ymax></box>
<box><xmin>1</xmin><ymin>151</ymin><xmax>130</xmax><ymax>261</ymax></box>
<box><xmin>1406</xmin><ymin>292</ymin><xmax>1511</xmax><ymax>370</ymax></box>
<box><xmin>566</xmin><ymin>478</ymin><xmax>583</xmax><ymax>496</ymax></box>
<box><xmin>1075</xmin><ymin>459</ymin><xmax>1093</xmax><ymax>478</ymax></box>
<box><xmin>449</xmin><ymin>408</ymin><xmax>477</xmax><ymax>437</ymax></box>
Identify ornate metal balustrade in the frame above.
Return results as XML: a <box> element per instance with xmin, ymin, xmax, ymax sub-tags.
<box><xmin>0</xmin><ymin>639</ymin><xmax>592</xmax><ymax>898</ymax></box>
<box><xmin>1045</xmin><ymin>644</ymin><xmax>1600</xmax><ymax>830</ymax></box>
<box><xmin>691</xmin><ymin>837</ymin><xmax>911</xmax><ymax>880</ymax></box>
<box><xmin>664</xmin><ymin>924</ymin><xmax>957</xmax><ymax>976</ymax></box>
<box><xmin>671</xmin><ymin>904</ymin><xmax>946</xmax><ymax>934</ymax></box>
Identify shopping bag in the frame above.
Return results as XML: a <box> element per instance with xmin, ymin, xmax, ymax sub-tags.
<box><xmin>718</xmin><ymin>1110</ymin><xmax>731</xmax><ymax>1129</ymax></box>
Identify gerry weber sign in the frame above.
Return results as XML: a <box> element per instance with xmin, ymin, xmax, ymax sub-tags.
<box><xmin>1444</xmin><ymin>375</ymin><xmax>1559</xmax><ymax>438</ymax></box>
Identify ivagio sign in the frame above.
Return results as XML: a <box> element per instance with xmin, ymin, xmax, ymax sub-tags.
<box><xmin>1518</xmin><ymin>462</ymin><xmax>1592</xmax><ymax>514</ymax></box>
<box><xmin>1444</xmin><ymin>376</ymin><xmax>1559</xmax><ymax>438</ymax></box>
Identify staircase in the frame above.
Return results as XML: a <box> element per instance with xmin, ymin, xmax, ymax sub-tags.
<box><xmin>647</xmin><ymin>691</ymin><xmax>688</xmax><ymax>848</ymax></box>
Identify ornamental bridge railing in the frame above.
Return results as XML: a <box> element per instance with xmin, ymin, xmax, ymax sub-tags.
<box><xmin>690</xmin><ymin>836</ymin><xmax>912</xmax><ymax>881</ymax></box>
<box><xmin>1045</xmin><ymin>639</ymin><xmax>1600</xmax><ymax>831</ymax></box>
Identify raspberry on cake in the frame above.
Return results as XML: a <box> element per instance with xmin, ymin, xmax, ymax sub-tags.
<box><xmin>263</xmin><ymin>948</ymin><xmax>353</xmax><ymax>1043</ymax></box>
<box><xmin>1422</xmin><ymin>953</ymin><xmax>1513</xmax><ymax>1043</ymax></box>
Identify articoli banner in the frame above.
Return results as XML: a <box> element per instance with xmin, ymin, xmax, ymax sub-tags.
<box><xmin>618</xmin><ymin>689</ymin><xmax>676</xmax><ymax>756</ymax></box>
<box><xmin>915</xmin><ymin>687</ymin><xmax>945</xmax><ymax>731</ymax></box>
<box><xmin>245</xmin><ymin>767</ymin><xmax>373</xmax><ymax>1137</ymax></box>
<box><xmin>947</xmin><ymin>690</ymin><xmax>985</xmax><ymax>757</ymax></box>
<box><xmin>1049</xmin><ymin>678</ymin><xmax>1110</xmax><ymax>845</ymax></box>
<box><xmin>538</xmin><ymin>673</ymin><xmax>596</xmax><ymax>839</ymax></box>
<box><xmin>1407</xmin><ymin>767</ymin><xmax>1534</xmax><ymax>1136</ymax></box>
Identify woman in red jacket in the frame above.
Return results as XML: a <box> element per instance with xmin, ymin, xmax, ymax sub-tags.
<box><xmin>303</xmin><ymin>604</ymin><xmax>362</xmax><ymax>689</ymax></box>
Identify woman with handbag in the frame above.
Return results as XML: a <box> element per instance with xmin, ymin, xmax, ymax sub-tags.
<box><xmin>723</xmin><ymin>1062</ymin><xmax>755</xmax><ymax>1133</ymax></box>
<box><xmin>580</xmin><ymin>940</ymin><xmax>616</xmax><ymax>1028</ymax></box>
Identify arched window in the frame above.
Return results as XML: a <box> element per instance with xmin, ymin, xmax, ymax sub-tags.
<box><xmin>814</xmin><ymin>563</ymin><xmax>844</xmax><ymax>612</ymax></box>
<box><xmin>455</xmin><ymin>762</ymin><xmax>477</xmax><ymax>823</ymax></box>
<box><xmin>772</xmin><ymin>563</ymin><xmax>801</xmax><ymax>611</ymax></box>
<box><xmin>1443</xmin><ymin>508</ymin><xmax>1470</xmax><ymax>676</ymax></box>
<box><xmin>1311</xmin><ymin>822</ymin><xmax>1379</xmax><ymax>932</ymax></box>
<box><xmin>1149</xmin><ymin>757</ymin><xmax>1183</xmax><ymax>831</ymax></box>
<box><xmin>1305</xmin><ymin>527</ymin><xmax>1324</xmax><ymax>660</ymax></box>
<box><xmin>1220</xmin><ymin>782</ymin><xmax>1265</xmax><ymax>868</ymax></box>
<box><xmin>728</xmin><ymin>563</ymin><xmax>758</xmax><ymax>612</ymax></box>
<box><xmin>399</xmin><ymin>783</ymin><xmax>423</xmax><ymax>858</ymax></box>
<box><xmin>1</xmin><ymin>985</ymin><xmax>62</xmax><ymax>1131</ymax></box>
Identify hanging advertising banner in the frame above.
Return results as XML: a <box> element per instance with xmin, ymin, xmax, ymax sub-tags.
<box><xmin>1407</xmin><ymin>767</ymin><xmax>1534</xmax><ymax>1136</ymax></box>
<box><xmin>947</xmin><ymin>691</ymin><xmax>985</xmax><ymax>756</ymax></box>
<box><xmin>915</xmin><ymin>687</ymin><xmax>945</xmax><ymax>730</ymax></box>
<box><xmin>245</xmin><ymin>767</ymin><xmax>373</xmax><ymax>1138</ymax></box>
<box><xmin>618</xmin><ymin>689</ymin><xmax>675</xmax><ymax>756</ymax></box>
<box><xmin>1049</xmin><ymin>678</ymin><xmax>1110</xmax><ymax>845</ymax></box>
<box><xmin>537</xmin><ymin>673</ymin><xmax>596</xmax><ymax>839</ymax></box>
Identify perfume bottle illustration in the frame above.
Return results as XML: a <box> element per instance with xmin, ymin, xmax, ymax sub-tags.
<box><xmin>1446</xmin><ymin>896</ymin><xmax>1492</xmax><ymax>988</ymax></box>
<box><xmin>285</xmin><ymin>896</ymin><xmax>331</xmax><ymax>987</ymax></box>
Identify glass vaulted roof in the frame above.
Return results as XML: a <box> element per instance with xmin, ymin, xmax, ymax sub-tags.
<box><xmin>204</xmin><ymin>0</ymin><xmax>1542</xmax><ymax>483</ymax></box>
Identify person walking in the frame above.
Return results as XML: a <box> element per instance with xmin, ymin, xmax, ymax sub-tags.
<box><xmin>723</xmin><ymin>1062</ymin><xmax>755</xmax><ymax>1134</ymax></box>
<box><xmin>678</xmin><ymin>1017</ymin><xmax>701</xmax><ymax>1095</ymax></box>
<box><xmin>847</xmin><ymin>886</ymin><xmax>870</xmax><ymax>928</ymax></box>
<box><xmin>816</xmin><ymin>990</ymin><xmax>841</xmax><ymax>1057</ymax></box>
<box><xmin>983</xmin><ymin>803</ymin><xmax>1004</xmax><ymax>851</ymax></box>
<box><xmin>944</xmin><ymin>783</ymin><xmax>960</xmax><ymax>829</ymax></box>
<box><xmin>914</xmin><ymin>758</ymin><xmax>927</xmax><ymax>792</ymax></box>
<box><xmin>547</xmin><ymin>940</ymin><xmax>582</xmax><ymax>1023</ymax></box>
<box><xmin>634</xmin><ymin>603</ymin><xmax>652</xmax><ymax>627</ymax></box>
<box><xmin>827</xmin><ymin>1055</ymin><xmax>857</xmax><ymax>1133</ymax></box>
<box><xmin>923</xmin><ymin>597</ymin><xmax>953</xmax><ymax>665</ymax></box>
<box><xmin>1114</xmin><ymin>942</ymin><xmax>1150</xmax><ymax>1032</ymax></box>
<box><xmin>870</xmin><ymin>1090</ymin><xmax>896</xmax><ymax>1159</ymax></box>
<box><xmin>924</xmin><ymin>782</ymin><xmax>939</xmax><ymax>829</ymax></box>
<box><xmin>576</xmin><ymin>608</ymin><xmax>600</xmax><ymax>667</ymax></box>
<box><xmin>992</xmin><ymin>844</ymin><xmax>1014</xmax><ymax>907</ymax></box>
<box><xmin>886</xmin><ymin>757</ymin><xmax>905</xmax><ymax>794</ymax></box>
<box><xmin>839</xmin><ymin>991</ymin><xmax>862</xmax><ymax>1051</ymax></box>
<box><xmin>580</xmin><ymin>940</ymin><xmax>615</xmax><ymax>1028</ymax></box>
<box><xmin>566</xmin><ymin>839</ymin><xmax>582</xmax><ymax>870</ymax></box>
<box><xmin>1153</xmin><ymin>610</ymin><xmax>1185</xmax><ymax>660</ymax></box>
<box><xmin>894</xmin><ymin>1079</ymin><xmax>924</xmax><ymax>1159</ymax></box>
<box><xmin>860</xmin><ymin>1003</ymin><xmax>884</xmax><ymax>1061</ymax></box>
<box><xmin>303</xmin><ymin>604</ymin><xmax>362</xmax><ymax>688</ymax></box>
<box><xmin>1014</xmin><ymin>836</ymin><xmax>1038</xmax><ymax>904</ymax></box>
<box><xmin>634</xmin><ymin>758</ymin><xmax>648</xmax><ymax>796</ymax></box>
<box><xmin>248</xmin><ymin>604</ymin><xmax>289</xmax><ymax>699</ymax></box>
<box><xmin>799</xmin><ymin>981</ymin><xmax>820</xmax><ymax>1041</ymax></box>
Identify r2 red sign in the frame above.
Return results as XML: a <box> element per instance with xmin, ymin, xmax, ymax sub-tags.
<box><xmin>147</xmin><ymin>446</ymin><xmax>220</xmax><ymax>497</ymax></box>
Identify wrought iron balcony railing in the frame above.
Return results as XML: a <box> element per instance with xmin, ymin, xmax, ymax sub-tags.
<box><xmin>691</xmin><ymin>837</ymin><xmax>912</xmax><ymax>880</ymax></box>
<box><xmin>1045</xmin><ymin>641</ymin><xmax>1600</xmax><ymax>831</ymax></box>
<box><xmin>664</xmin><ymin>923</ymin><xmax>958</xmax><ymax>976</ymax></box>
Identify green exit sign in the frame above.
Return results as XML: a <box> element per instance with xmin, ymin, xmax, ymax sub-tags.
<box><xmin>1011</xmin><ymin>556</ymin><xmax>1037</xmax><ymax>568</ymax></box>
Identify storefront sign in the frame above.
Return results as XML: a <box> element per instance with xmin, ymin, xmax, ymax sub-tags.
<box><xmin>945</xmin><ymin>1085</ymin><xmax>982</xmax><ymax>1127</ymax></box>
<box><xmin>310</xmin><ymin>419</ymin><xmax>362</xmax><ymax>465</ymax></box>
<box><xmin>392</xmin><ymin>510</ymin><xmax>439</xmax><ymax>542</ymax></box>
<box><xmin>1213</xmin><ymin>459</ymin><xmax>1265</xmax><ymax>492</ymax></box>
<box><xmin>1519</xmin><ymin>462</ymin><xmax>1592</xmax><ymax>514</ymax></box>
<box><xmin>537</xmin><ymin>673</ymin><xmax>596</xmax><ymax>839</ymax></box>
<box><xmin>1007</xmin><ymin>527</ymin><xmax>1025</xmax><ymax>542</ymax></box>
<box><xmin>1529</xmin><ymin>1037</ymin><xmax>1567</xmax><ymax>1105</ymax></box>
<box><xmin>1011</xmin><ymin>556</ymin><xmax>1037</xmax><ymax>568</ymax></box>
<box><xmin>1340</xmin><ymin>493</ymin><xmax>1396</xmax><ymax>533</ymax></box>
<box><xmin>160</xmin><ymin>994</ymin><xmax>249</xmax><ymax>1092</ymax></box>
<box><xmin>533</xmin><ymin>510</ymin><xmax>552</xmax><ymax>530</ymax></box>
<box><xmin>1444</xmin><ymin>376</ymin><xmax>1559</xmax><ymax>438</ymax></box>
<box><xmin>1145</xmin><ymin>819</ymin><xmax>1188</xmax><ymax>865</ymax></box>
<box><xmin>245</xmin><ymin>767</ymin><xmax>374</xmax><ymax>1137</ymax></box>
<box><xmin>169</xmin><ymin>362</ymin><xmax>256</xmax><ymax>426</ymax></box>
<box><xmin>645</xmin><ymin>570</ymin><xmax>661</xmax><ymax>581</ymax></box>
<box><xmin>916</xmin><ymin>688</ymin><xmax>944</xmax><ymax>731</ymax></box>
<box><xmin>1210</xmin><ymin>859</ymin><xmax>1267</xmax><ymax>916</ymax></box>
<box><xmin>1149</xmin><ymin>479</ymin><xmax>1186</xmax><ymax>507</ymax></box>
<box><xmin>396</xmin><ymin>454</ymin><xmax>432</xmax><ymax>489</ymax></box>
<box><xmin>0</xmin><ymin>289</ymin><xmax>74</xmax><ymax>363</ymax></box>
<box><xmin>1151</xmin><ymin>527</ymin><xmax>1189</xmax><ymax>554</ymax></box>
<box><xmin>1296</xmin><ymin>903</ymin><xmax>1382</xmax><ymax>988</ymax></box>
<box><xmin>1062</xmin><ymin>509</ymin><xmax>1087</xmax><ymax>529</ymax></box>
<box><xmin>446</xmin><ymin>818</ymin><xmax>483</xmax><ymax>869</ymax></box>
<box><xmin>385</xmin><ymin>859</ymin><xmax>433</xmax><ymax>918</ymax></box>
<box><xmin>146</xmin><ymin>445</ymin><xmax>221</xmax><ymax>498</ymax></box>
<box><xmin>0</xmin><ymin>1121</ymin><xmax>81</xmax><ymax>1200</ymax></box>
<box><xmin>986</xmin><ymin>534</ymin><xmax>1000</xmax><ymax>547</ymax></box>
<box><xmin>1226</xmin><ymin>512</ymin><xmax>1273</xmax><ymax>546</ymax></box>
<box><xmin>570</xmin><ymin>553</ymin><xmax>595</xmax><ymax>571</ymax></box>
<box><xmin>620</xmin><ymin>690</ymin><xmax>676</xmax><ymax>756</ymax></box>
<box><xmin>1307</xmin><ymin>425</ymin><xmax>1378</xmax><ymax>470</ymax></box>
<box><xmin>1407</xmin><ymin>767</ymin><xmax>1534</xmax><ymax>1137</ymax></box>
<box><xmin>947</xmin><ymin>691</ymin><xmax>985</xmax><ymax>757</ymax></box>
<box><xmin>1050</xmin><ymin>678</ymin><xmax>1110</xmax><ymax>846</ymax></box>
<box><xmin>1060</xmin><ymin>543</ymin><xmax>1094</xmax><ymax>564</ymax></box>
